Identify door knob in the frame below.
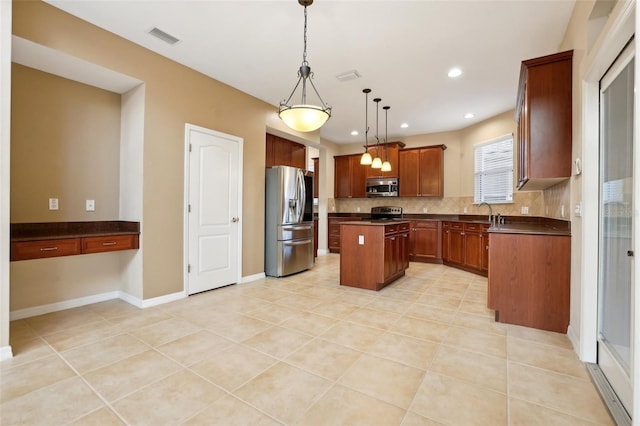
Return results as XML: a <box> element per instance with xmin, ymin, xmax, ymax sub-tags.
<box><xmin>628</xmin><ymin>250</ymin><xmax>634</xmax><ymax>257</ymax></box>
<box><xmin>231</xmin><ymin>217</ymin><xmax>240</xmax><ymax>223</ymax></box>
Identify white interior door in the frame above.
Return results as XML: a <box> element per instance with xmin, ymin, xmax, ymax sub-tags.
<box><xmin>185</xmin><ymin>124</ymin><xmax>242</xmax><ymax>295</ymax></box>
<box><xmin>598</xmin><ymin>40</ymin><xmax>634</xmax><ymax>417</ymax></box>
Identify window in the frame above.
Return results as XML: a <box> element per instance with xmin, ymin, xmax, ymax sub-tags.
<box><xmin>474</xmin><ymin>134</ymin><xmax>513</xmax><ymax>204</ymax></box>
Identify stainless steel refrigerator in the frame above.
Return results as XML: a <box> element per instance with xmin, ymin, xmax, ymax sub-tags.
<box><xmin>265</xmin><ymin>165</ymin><xmax>314</xmax><ymax>277</ymax></box>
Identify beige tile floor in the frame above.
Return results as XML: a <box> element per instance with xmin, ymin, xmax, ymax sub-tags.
<box><xmin>1</xmin><ymin>255</ymin><xmax>614</xmax><ymax>425</ymax></box>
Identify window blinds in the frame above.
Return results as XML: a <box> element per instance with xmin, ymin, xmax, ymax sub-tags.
<box><xmin>474</xmin><ymin>135</ymin><xmax>514</xmax><ymax>204</ymax></box>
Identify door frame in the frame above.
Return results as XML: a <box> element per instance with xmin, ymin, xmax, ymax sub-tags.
<box><xmin>578</xmin><ymin>0</ymin><xmax>637</xmax><ymax>420</ymax></box>
<box><xmin>183</xmin><ymin>123</ymin><xmax>243</xmax><ymax>296</ymax></box>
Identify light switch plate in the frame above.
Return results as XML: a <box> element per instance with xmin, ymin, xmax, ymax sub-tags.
<box><xmin>48</xmin><ymin>198</ymin><xmax>59</xmax><ymax>210</ymax></box>
<box><xmin>358</xmin><ymin>235</ymin><xmax>364</xmax><ymax>245</ymax></box>
<box><xmin>86</xmin><ymin>199</ymin><xmax>95</xmax><ymax>211</ymax></box>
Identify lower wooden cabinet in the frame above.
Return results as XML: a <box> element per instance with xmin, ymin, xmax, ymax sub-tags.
<box><xmin>313</xmin><ymin>218</ymin><xmax>318</xmax><ymax>257</ymax></box>
<box><xmin>488</xmin><ymin>232</ymin><xmax>570</xmax><ymax>333</ymax></box>
<box><xmin>442</xmin><ymin>221</ymin><xmax>489</xmax><ymax>276</ymax></box>
<box><xmin>409</xmin><ymin>220</ymin><xmax>442</xmax><ymax>263</ymax></box>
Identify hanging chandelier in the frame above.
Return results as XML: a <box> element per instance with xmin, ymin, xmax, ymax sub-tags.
<box><xmin>278</xmin><ymin>0</ymin><xmax>331</xmax><ymax>132</ymax></box>
<box><xmin>360</xmin><ymin>89</ymin><xmax>372</xmax><ymax>165</ymax></box>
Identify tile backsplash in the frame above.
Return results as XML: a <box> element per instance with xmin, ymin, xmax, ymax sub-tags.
<box><xmin>332</xmin><ymin>191</ymin><xmax>546</xmax><ymax>217</ymax></box>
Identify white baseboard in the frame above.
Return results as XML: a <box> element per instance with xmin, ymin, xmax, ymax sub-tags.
<box><xmin>317</xmin><ymin>249</ymin><xmax>328</xmax><ymax>256</ymax></box>
<box><xmin>9</xmin><ymin>290</ymin><xmax>186</xmax><ymax>320</ymax></box>
<box><xmin>0</xmin><ymin>345</ymin><xmax>13</xmax><ymax>361</ymax></box>
<box><xmin>566</xmin><ymin>324</ymin><xmax>580</xmax><ymax>356</ymax></box>
<box><xmin>242</xmin><ymin>272</ymin><xmax>266</xmax><ymax>283</ymax></box>
<box><xmin>10</xmin><ymin>291</ymin><xmax>120</xmax><ymax>321</ymax></box>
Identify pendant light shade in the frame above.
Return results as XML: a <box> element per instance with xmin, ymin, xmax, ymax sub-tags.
<box><xmin>279</xmin><ymin>0</ymin><xmax>331</xmax><ymax>132</ymax></box>
<box><xmin>360</xmin><ymin>152</ymin><xmax>373</xmax><ymax>165</ymax></box>
<box><xmin>371</xmin><ymin>97</ymin><xmax>383</xmax><ymax>169</ymax></box>
<box><xmin>381</xmin><ymin>105</ymin><xmax>392</xmax><ymax>172</ymax></box>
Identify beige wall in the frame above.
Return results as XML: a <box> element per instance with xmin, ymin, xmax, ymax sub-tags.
<box><xmin>10</xmin><ymin>64</ymin><xmax>121</xmax><ymax>222</ymax></box>
<box><xmin>10</xmin><ymin>0</ymin><xmax>293</xmax><ymax>304</ymax></box>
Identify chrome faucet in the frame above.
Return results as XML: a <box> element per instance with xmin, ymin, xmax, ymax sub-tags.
<box><xmin>478</xmin><ymin>202</ymin><xmax>493</xmax><ymax>225</ymax></box>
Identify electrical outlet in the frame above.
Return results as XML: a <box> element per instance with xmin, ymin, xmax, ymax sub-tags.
<box><xmin>561</xmin><ymin>205</ymin><xmax>566</xmax><ymax>218</ymax></box>
<box><xmin>574</xmin><ymin>202</ymin><xmax>582</xmax><ymax>217</ymax></box>
<box><xmin>521</xmin><ymin>206</ymin><xmax>529</xmax><ymax>215</ymax></box>
<box><xmin>423</xmin><ymin>207</ymin><xmax>428</xmax><ymax>213</ymax></box>
<box><xmin>86</xmin><ymin>199</ymin><xmax>95</xmax><ymax>211</ymax></box>
<box><xmin>48</xmin><ymin>198</ymin><xmax>59</xmax><ymax>210</ymax></box>
<box><xmin>463</xmin><ymin>207</ymin><xmax>468</xmax><ymax>213</ymax></box>
<box><xmin>356</xmin><ymin>207</ymin><xmax>360</xmax><ymax>212</ymax></box>
<box><xmin>358</xmin><ymin>235</ymin><xmax>364</xmax><ymax>245</ymax></box>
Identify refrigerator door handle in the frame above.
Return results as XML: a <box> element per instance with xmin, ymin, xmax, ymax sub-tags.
<box><xmin>297</xmin><ymin>169</ymin><xmax>306</xmax><ymax>223</ymax></box>
<box><xmin>283</xmin><ymin>238</ymin><xmax>312</xmax><ymax>246</ymax></box>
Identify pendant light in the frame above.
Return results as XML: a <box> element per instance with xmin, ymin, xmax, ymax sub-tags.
<box><xmin>371</xmin><ymin>98</ymin><xmax>383</xmax><ymax>169</ymax></box>
<box><xmin>278</xmin><ymin>0</ymin><xmax>331</xmax><ymax>132</ymax></box>
<box><xmin>381</xmin><ymin>105</ymin><xmax>392</xmax><ymax>172</ymax></box>
<box><xmin>360</xmin><ymin>88</ymin><xmax>373</xmax><ymax>165</ymax></box>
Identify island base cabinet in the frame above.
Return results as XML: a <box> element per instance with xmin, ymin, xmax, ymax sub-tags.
<box><xmin>488</xmin><ymin>232</ymin><xmax>570</xmax><ymax>333</ymax></box>
<box><xmin>340</xmin><ymin>222</ymin><xmax>409</xmax><ymax>291</ymax></box>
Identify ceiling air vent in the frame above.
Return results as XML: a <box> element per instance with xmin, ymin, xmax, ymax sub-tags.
<box><xmin>147</xmin><ymin>27</ymin><xmax>181</xmax><ymax>45</ymax></box>
<box><xmin>335</xmin><ymin>70</ymin><xmax>361</xmax><ymax>82</ymax></box>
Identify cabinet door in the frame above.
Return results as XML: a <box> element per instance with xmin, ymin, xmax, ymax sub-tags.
<box><xmin>291</xmin><ymin>141</ymin><xmax>307</xmax><ymax>169</ymax></box>
<box><xmin>413</xmin><ymin>222</ymin><xmax>440</xmax><ymax>261</ymax></box>
<box><xmin>273</xmin><ymin>136</ymin><xmax>292</xmax><ymax>166</ymax></box>
<box><xmin>334</xmin><ymin>156</ymin><xmax>351</xmax><ymax>198</ymax></box>
<box><xmin>399</xmin><ymin>230</ymin><xmax>410</xmax><ymax>270</ymax></box>
<box><xmin>265</xmin><ymin>134</ymin><xmax>276</xmax><ymax>167</ymax></box>
<box><xmin>419</xmin><ymin>147</ymin><xmax>444</xmax><ymax>196</ymax></box>
<box><xmin>399</xmin><ymin>149</ymin><xmax>420</xmax><ymax>196</ymax></box>
<box><xmin>480</xmin><ymin>232</ymin><xmax>489</xmax><ymax>273</ymax></box>
<box><xmin>448</xmin><ymin>224</ymin><xmax>464</xmax><ymax>265</ymax></box>
<box><xmin>442</xmin><ymin>222</ymin><xmax>450</xmax><ymax>261</ymax></box>
<box><xmin>384</xmin><ymin>235</ymin><xmax>395</xmax><ymax>280</ymax></box>
<box><xmin>463</xmin><ymin>231</ymin><xmax>482</xmax><ymax>270</ymax></box>
<box><xmin>350</xmin><ymin>155</ymin><xmax>367</xmax><ymax>198</ymax></box>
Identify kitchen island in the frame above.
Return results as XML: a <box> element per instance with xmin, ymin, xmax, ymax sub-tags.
<box><xmin>340</xmin><ymin>220</ymin><xmax>410</xmax><ymax>291</ymax></box>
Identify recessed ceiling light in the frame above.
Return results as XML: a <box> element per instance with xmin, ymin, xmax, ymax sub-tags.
<box><xmin>351</xmin><ymin>130</ymin><xmax>359</xmax><ymax>136</ymax></box>
<box><xmin>464</xmin><ymin>113</ymin><xmax>475</xmax><ymax>119</ymax></box>
<box><xmin>400</xmin><ymin>123</ymin><xmax>409</xmax><ymax>128</ymax></box>
<box><xmin>448</xmin><ymin>67</ymin><xmax>462</xmax><ymax>78</ymax></box>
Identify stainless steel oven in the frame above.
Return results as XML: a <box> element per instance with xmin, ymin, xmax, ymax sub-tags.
<box><xmin>366</xmin><ymin>178</ymin><xmax>398</xmax><ymax>197</ymax></box>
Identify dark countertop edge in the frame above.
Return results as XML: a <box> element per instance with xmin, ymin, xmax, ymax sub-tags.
<box><xmin>340</xmin><ymin>220</ymin><xmax>411</xmax><ymax>226</ymax></box>
<box><xmin>488</xmin><ymin>223</ymin><xmax>571</xmax><ymax>236</ymax></box>
<box><xmin>11</xmin><ymin>221</ymin><xmax>140</xmax><ymax>242</ymax></box>
<box><xmin>328</xmin><ymin>213</ymin><xmax>571</xmax><ymax>235</ymax></box>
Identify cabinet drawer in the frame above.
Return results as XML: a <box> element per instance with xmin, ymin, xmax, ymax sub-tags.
<box><xmin>449</xmin><ymin>222</ymin><xmax>464</xmax><ymax>231</ymax></box>
<box><xmin>81</xmin><ymin>234</ymin><xmax>139</xmax><ymax>254</ymax></box>
<box><xmin>329</xmin><ymin>225</ymin><xmax>341</xmax><ymax>236</ymax></box>
<box><xmin>413</xmin><ymin>220</ymin><xmax>437</xmax><ymax>229</ymax></box>
<box><xmin>398</xmin><ymin>222</ymin><xmax>410</xmax><ymax>232</ymax></box>
<box><xmin>328</xmin><ymin>235</ymin><xmax>341</xmax><ymax>249</ymax></box>
<box><xmin>384</xmin><ymin>224</ymin><xmax>399</xmax><ymax>235</ymax></box>
<box><xmin>464</xmin><ymin>223</ymin><xmax>484</xmax><ymax>232</ymax></box>
<box><xmin>11</xmin><ymin>238</ymin><xmax>81</xmax><ymax>261</ymax></box>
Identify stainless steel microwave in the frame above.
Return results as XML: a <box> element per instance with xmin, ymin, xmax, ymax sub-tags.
<box><xmin>366</xmin><ymin>178</ymin><xmax>398</xmax><ymax>197</ymax></box>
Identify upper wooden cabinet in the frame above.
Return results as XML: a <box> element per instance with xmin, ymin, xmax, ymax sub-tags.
<box><xmin>398</xmin><ymin>145</ymin><xmax>446</xmax><ymax>197</ymax></box>
<box><xmin>365</xmin><ymin>142</ymin><xmax>405</xmax><ymax>179</ymax></box>
<box><xmin>334</xmin><ymin>154</ymin><xmax>367</xmax><ymax>198</ymax></box>
<box><xmin>516</xmin><ymin>50</ymin><xmax>573</xmax><ymax>190</ymax></box>
<box><xmin>266</xmin><ymin>133</ymin><xmax>306</xmax><ymax>169</ymax></box>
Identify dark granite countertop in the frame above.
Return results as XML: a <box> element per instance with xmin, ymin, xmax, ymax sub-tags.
<box><xmin>341</xmin><ymin>220</ymin><xmax>411</xmax><ymax>226</ymax></box>
<box><xmin>11</xmin><ymin>221</ymin><xmax>140</xmax><ymax>242</ymax></box>
<box><xmin>488</xmin><ymin>222</ymin><xmax>571</xmax><ymax>236</ymax></box>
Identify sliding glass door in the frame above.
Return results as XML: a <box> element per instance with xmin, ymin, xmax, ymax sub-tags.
<box><xmin>598</xmin><ymin>39</ymin><xmax>635</xmax><ymax>417</ymax></box>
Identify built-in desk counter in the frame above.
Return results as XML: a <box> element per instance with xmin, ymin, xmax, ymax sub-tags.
<box><xmin>10</xmin><ymin>221</ymin><xmax>140</xmax><ymax>261</ymax></box>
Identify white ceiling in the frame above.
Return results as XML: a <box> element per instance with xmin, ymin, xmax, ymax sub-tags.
<box><xmin>42</xmin><ymin>0</ymin><xmax>576</xmax><ymax>144</ymax></box>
